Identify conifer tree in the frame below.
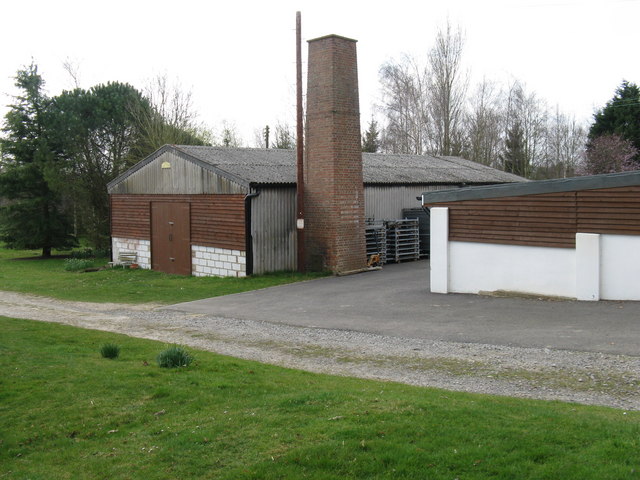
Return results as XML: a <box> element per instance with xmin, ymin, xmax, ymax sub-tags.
<box><xmin>502</xmin><ymin>121</ymin><xmax>527</xmax><ymax>177</ymax></box>
<box><xmin>589</xmin><ymin>81</ymin><xmax>640</xmax><ymax>156</ymax></box>
<box><xmin>0</xmin><ymin>64</ymin><xmax>75</xmax><ymax>256</ymax></box>
<box><xmin>362</xmin><ymin>118</ymin><xmax>380</xmax><ymax>153</ymax></box>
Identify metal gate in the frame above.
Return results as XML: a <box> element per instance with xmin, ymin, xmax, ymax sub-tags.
<box><xmin>151</xmin><ymin>202</ymin><xmax>191</xmax><ymax>275</ymax></box>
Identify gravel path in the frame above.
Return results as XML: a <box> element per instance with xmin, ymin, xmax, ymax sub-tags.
<box><xmin>1</xmin><ymin>290</ymin><xmax>639</xmax><ymax>411</ymax></box>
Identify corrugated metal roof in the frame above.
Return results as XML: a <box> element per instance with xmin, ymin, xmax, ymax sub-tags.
<box><xmin>108</xmin><ymin>145</ymin><xmax>526</xmax><ymax>191</ymax></box>
<box><xmin>361</xmin><ymin>153</ymin><xmax>525</xmax><ymax>184</ymax></box>
<box><xmin>174</xmin><ymin>146</ymin><xmax>296</xmax><ymax>184</ymax></box>
<box><xmin>421</xmin><ymin>170</ymin><xmax>640</xmax><ymax>204</ymax></box>
<box><xmin>174</xmin><ymin>145</ymin><xmax>525</xmax><ymax>185</ymax></box>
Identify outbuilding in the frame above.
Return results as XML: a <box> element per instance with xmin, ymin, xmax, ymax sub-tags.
<box><xmin>423</xmin><ymin>171</ymin><xmax>640</xmax><ymax>301</ymax></box>
<box><xmin>107</xmin><ymin>144</ymin><xmax>523</xmax><ymax>277</ymax></box>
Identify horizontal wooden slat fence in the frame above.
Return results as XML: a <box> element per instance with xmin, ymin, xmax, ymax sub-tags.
<box><xmin>425</xmin><ymin>186</ymin><xmax>640</xmax><ymax>248</ymax></box>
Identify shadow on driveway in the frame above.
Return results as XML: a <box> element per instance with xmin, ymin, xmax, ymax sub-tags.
<box><xmin>167</xmin><ymin>260</ymin><xmax>640</xmax><ymax>356</ymax></box>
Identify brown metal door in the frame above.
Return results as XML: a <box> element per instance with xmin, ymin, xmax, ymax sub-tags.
<box><xmin>151</xmin><ymin>202</ymin><xmax>191</xmax><ymax>275</ymax></box>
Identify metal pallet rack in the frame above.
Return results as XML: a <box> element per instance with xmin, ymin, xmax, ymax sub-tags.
<box><xmin>365</xmin><ymin>220</ymin><xmax>387</xmax><ymax>265</ymax></box>
<box><xmin>402</xmin><ymin>208</ymin><xmax>430</xmax><ymax>258</ymax></box>
<box><xmin>385</xmin><ymin>218</ymin><xmax>420</xmax><ymax>263</ymax></box>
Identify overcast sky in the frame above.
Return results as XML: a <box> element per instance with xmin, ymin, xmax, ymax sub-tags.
<box><xmin>2</xmin><ymin>0</ymin><xmax>638</xmax><ymax>145</ymax></box>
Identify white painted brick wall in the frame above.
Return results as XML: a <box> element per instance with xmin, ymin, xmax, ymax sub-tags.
<box><xmin>111</xmin><ymin>240</ymin><xmax>246</xmax><ymax>277</ymax></box>
<box><xmin>111</xmin><ymin>237</ymin><xmax>151</xmax><ymax>269</ymax></box>
<box><xmin>191</xmin><ymin>245</ymin><xmax>247</xmax><ymax>277</ymax></box>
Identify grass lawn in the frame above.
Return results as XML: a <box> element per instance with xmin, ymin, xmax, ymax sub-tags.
<box><xmin>1</xmin><ymin>317</ymin><xmax>639</xmax><ymax>479</ymax></box>
<box><xmin>0</xmin><ymin>247</ymin><xmax>326</xmax><ymax>304</ymax></box>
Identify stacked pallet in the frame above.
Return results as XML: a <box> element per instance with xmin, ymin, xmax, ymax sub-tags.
<box><xmin>385</xmin><ymin>219</ymin><xmax>420</xmax><ymax>263</ymax></box>
<box><xmin>365</xmin><ymin>221</ymin><xmax>387</xmax><ymax>265</ymax></box>
<box><xmin>402</xmin><ymin>208</ymin><xmax>430</xmax><ymax>258</ymax></box>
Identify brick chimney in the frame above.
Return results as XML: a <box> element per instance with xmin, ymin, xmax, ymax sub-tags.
<box><xmin>304</xmin><ymin>34</ymin><xmax>366</xmax><ymax>274</ymax></box>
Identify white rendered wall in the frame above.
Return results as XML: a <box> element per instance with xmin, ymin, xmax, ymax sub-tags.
<box><xmin>575</xmin><ymin>233</ymin><xmax>600</xmax><ymax>301</ymax></box>
<box><xmin>112</xmin><ymin>237</ymin><xmax>151</xmax><ymax>269</ymax></box>
<box><xmin>430</xmin><ymin>208</ymin><xmax>449</xmax><ymax>293</ymax></box>
<box><xmin>600</xmin><ymin>234</ymin><xmax>640</xmax><ymax>300</ymax></box>
<box><xmin>428</xmin><ymin>206</ymin><xmax>640</xmax><ymax>300</ymax></box>
<box><xmin>192</xmin><ymin>245</ymin><xmax>246</xmax><ymax>278</ymax></box>
<box><xmin>448</xmin><ymin>241</ymin><xmax>576</xmax><ymax>298</ymax></box>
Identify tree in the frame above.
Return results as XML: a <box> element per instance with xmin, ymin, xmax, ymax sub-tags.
<box><xmin>502</xmin><ymin>81</ymin><xmax>548</xmax><ymax>178</ymax></box>
<box><xmin>378</xmin><ymin>57</ymin><xmax>429</xmax><ymax>154</ymax></box>
<box><xmin>52</xmin><ymin>82</ymin><xmax>150</xmax><ymax>248</ymax></box>
<box><xmin>253</xmin><ymin>126</ymin><xmax>266</xmax><ymax>148</ymax></box>
<box><xmin>579</xmin><ymin>134</ymin><xmax>639</xmax><ymax>175</ymax></box>
<box><xmin>502</xmin><ymin>121</ymin><xmax>527</xmax><ymax>176</ymax></box>
<box><xmin>129</xmin><ymin>75</ymin><xmax>212</xmax><ymax>159</ymax></box>
<box><xmin>378</xmin><ymin>22</ymin><xmax>468</xmax><ymax>156</ymax></box>
<box><xmin>0</xmin><ymin>64</ymin><xmax>76</xmax><ymax>256</ymax></box>
<box><xmin>538</xmin><ymin>108</ymin><xmax>586</xmax><ymax>179</ymax></box>
<box><xmin>362</xmin><ymin>118</ymin><xmax>380</xmax><ymax>153</ymax></box>
<box><xmin>272</xmin><ymin>122</ymin><xmax>295</xmax><ymax>149</ymax></box>
<box><xmin>463</xmin><ymin>79</ymin><xmax>503</xmax><ymax>166</ymax></box>
<box><xmin>590</xmin><ymin>81</ymin><xmax>640</xmax><ymax>156</ymax></box>
<box><xmin>428</xmin><ymin>22</ymin><xmax>468</xmax><ymax>156</ymax></box>
<box><xmin>219</xmin><ymin>121</ymin><xmax>243</xmax><ymax>148</ymax></box>
<box><xmin>131</xmin><ymin>74</ymin><xmax>211</xmax><ymax>156</ymax></box>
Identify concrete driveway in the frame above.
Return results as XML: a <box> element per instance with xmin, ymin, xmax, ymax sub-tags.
<box><xmin>168</xmin><ymin>260</ymin><xmax>640</xmax><ymax>356</ymax></box>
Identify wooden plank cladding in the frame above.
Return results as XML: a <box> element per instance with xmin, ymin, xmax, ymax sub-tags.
<box><xmin>425</xmin><ymin>185</ymin><xmax>640</xmax><ymax>248</ymax></box>
<box><xmin>437</xmin><ymin>192</ymin><xmax>577</xmax><ymax>248</ymax></box>
<box><xmin>577</xmin><ymin>186</ymin><xmax>640</xmax><ymax>235</ymax></box>
<box><xmin>111</xmin><ymin>194</ymin><xmax>246</xmax><ymax>251</ymax></box>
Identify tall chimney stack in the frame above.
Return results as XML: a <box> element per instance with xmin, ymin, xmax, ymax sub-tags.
<box><xmin>304</xmin><ymin>35</ymin><xmax>366</xmax><ymax>274</ymax></box>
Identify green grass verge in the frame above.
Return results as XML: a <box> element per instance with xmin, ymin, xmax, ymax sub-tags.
<box><xmin>1</xmin><ymin>317</ymin><xmax>639</xmax><ymax>479</ymax></box>
<box><xmin>0</xmin><ymin>247</ymin><xmax>326</xmax><ymax>304</ymax></box>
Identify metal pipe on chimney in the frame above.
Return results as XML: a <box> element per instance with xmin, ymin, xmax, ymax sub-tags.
<box><xmin>296</xmin><ymin>11</ymin><xmax>305</xmax><ymax>273</ymax></box>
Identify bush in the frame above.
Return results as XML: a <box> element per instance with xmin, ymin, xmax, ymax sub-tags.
<box><xmin>157</xmin><ymin>346</ymin><xmax>194</xmax><ymax>368</ymax></box>
<box><xmin>93</xmin><ymin>247</ymin><xmax>111</xmax><ymax>258</ymax></box>
<box><xmin>71</xmin><ymin>248</ymin><xmax>94</xmax><ymax>259</ymax></box>
<box><xmin>71</xmin><ymin>247</ymin><xmax>111</xmax><ymax>259</ymax></box>
<box><xmin>100</xmin><ymin>343</ymin><xmax>120</xmax><ymax>359</ymax></box>
<box><xmin>64</xmin><ymin>258</ymin><xmax>94</xmax><ymax>271</ymax></box>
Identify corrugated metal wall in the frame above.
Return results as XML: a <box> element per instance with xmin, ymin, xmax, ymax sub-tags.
<box><xmin>364</xmin><ymin>185</ymin><xmax>453</xmax><ymax>219</ymax></box>
<box><xmin>250</xmin><ymin>185</ymin><xmax>459</xmax><ymax>274</ymax></box>
<box><xmin>109</xmin><ymin>151</ymin><xmax>246</xmax><ymax>195</ymax></box>
<box><xmin>251</xmin><ymin>187</ymin><xmax>297</xmax><ymax>274</ymax></box>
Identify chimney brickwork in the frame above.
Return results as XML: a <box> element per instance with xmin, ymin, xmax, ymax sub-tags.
<box><xmin>304</xmin><ymin>35</ymin><xmax>366</xmax><ymax>274</ymax></box>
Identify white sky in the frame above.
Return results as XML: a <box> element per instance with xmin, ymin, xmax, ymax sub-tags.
<box><xmin>2</xmin><ymin>0</ymin><xmax>638</xmax><ymax>145</ymax></box>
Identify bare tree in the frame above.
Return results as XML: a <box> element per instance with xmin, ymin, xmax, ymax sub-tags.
<box><xmin>253</xmin><ymin>127</ymin><xmax>267</xmax><ymax>148</ymax></box>
<box><xmin>131</xmin><ymin>74</ymin><xmax>212</xmax><ymax>154</ymax></box>
<box><xmin>62</xmin><ymin>58</ymin><xmax>82</xmax><ymax>89</ymax></box>
<box><xmin>219</xmin><ymin>121</ymin><xmax>243</xmax><ymax>148</ymax></box>
<box><xmin>143</xmin><ymin>74</ymin><xmax>198</xmax><ymax>131</ymax></box>
<box><xmin>463</xmin><ymin>79</ymin><xmax>504</xmax><ymax>166</ymax></box>
<box><xmin>375</xmin><ymin>23</ymin><xmax>589</xmax><ymax>177</ymax></box>
<box><xmin>428</xmin><ymin>22</ymin><xmax>468</xmax><ymax>156</ymax></box>
<box><xmin>502</xmin><ymin>81</ymin><xmax>547</xmax><ymax>178</ymax></box>
<box><xmin>541</xmin><ymin>108</ymin><xmax>586</xmax><ymax>178</ymax></box>
<box><xmin>272</xmin><ymin>122</ymin><xmax>295</xmax><ymax>149</ymax></box>
<box><xmin>378</xmin><ymin>56</ymin><xmax>430</xmax><ymax>154</ymax></box>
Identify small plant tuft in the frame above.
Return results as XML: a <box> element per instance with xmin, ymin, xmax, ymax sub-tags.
<box><xmin>100</xmin><ymin>343</ymin><xmax>120</xmax><ymax>359</ymax></box>
<box><xmin>64</xmin><ymin>258</ymin><xmax>94</xmax><ymax>271</ymax></box>
<box><xmin>157</xmin><ymin>346</ymin><xmax>194</xmax><ymax>368</ymax></box>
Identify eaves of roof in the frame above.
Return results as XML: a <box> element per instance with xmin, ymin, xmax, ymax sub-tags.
<box><xmin>421</xmin><ymin>170</ymin><xmax>640</xmax><ymax>204</ymax></box>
